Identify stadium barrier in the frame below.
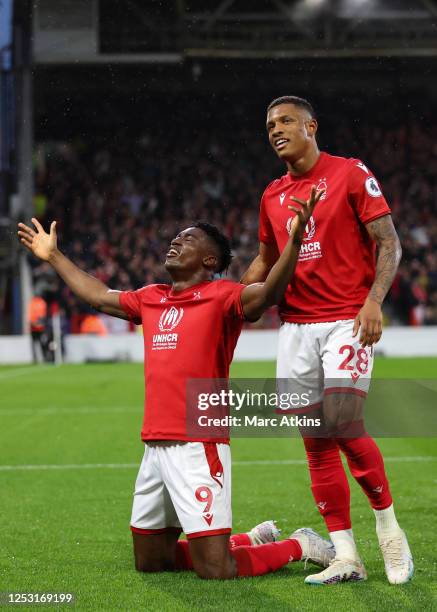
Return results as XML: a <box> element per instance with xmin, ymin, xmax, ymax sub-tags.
<box><xmin>0</xmin><ymin>335</ymin><xmax>33</xmax><ymax>363</ymax></box>
<box><xmin>1</xmin><ymin>327</ymin><xmax>437</xmax><ymax>364</ymax></box>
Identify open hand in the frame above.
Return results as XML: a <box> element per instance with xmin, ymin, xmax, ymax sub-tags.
<box><xmin>288</xmin><ymin>185</ymin><xmax>325</xmax><ymax>241</ymax></box>
<box><xmin>18</xmin><ymin>218</ymin><xmax>58</xmax><ymax>262</ymax></box>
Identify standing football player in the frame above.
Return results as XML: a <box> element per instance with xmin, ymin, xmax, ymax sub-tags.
<box><xmin>18</xmin><ymin>193</ymin><xmax>335</xmax><ymax>580</ymax></box>
<box><xmin>241</xmin><ymin>96</ymin><xmax>412</xmax><ymax>585</ymax></box>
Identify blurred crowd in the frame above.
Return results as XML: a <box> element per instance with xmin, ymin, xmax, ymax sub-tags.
<box><xmin>31</xmin><ymin>104</ymin><xmax>437</xmax><ymax>330</ymax></box>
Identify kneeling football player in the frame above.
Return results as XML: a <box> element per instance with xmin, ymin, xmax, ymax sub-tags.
<box><xmin>18</xmin><ymin>187</ymin><xmax>336</xmax><ymax>578</ymax></box>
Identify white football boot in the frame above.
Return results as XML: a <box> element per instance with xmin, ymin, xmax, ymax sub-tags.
<box><xmin>248</xmin><ymin>520</ymin><xmax>281</xmax><ymax>545</ymax></box>
<box><xmin>304</xmin><ymin>557</ymin><xmax>367</xmax><ymax>585</ymax></box>
<box><xmin>378</xmin><ymin>529</ymin><xmax>414</xmax><ymax>584</ymax></box>
<box><xmin>290</xmin><ymin>527</ymin><xmax>335</xmax><ymax>567</ymax></box>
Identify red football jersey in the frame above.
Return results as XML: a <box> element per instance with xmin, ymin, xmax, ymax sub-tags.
<box><xmin>259</xmin><ymin>152</ymin><xmax>391</xmax><ymax>323</ymax></box>
<box><xmin>119</xmin><ymin>279</ymin><xmax>245</xmax><ymax>442</ymax></box>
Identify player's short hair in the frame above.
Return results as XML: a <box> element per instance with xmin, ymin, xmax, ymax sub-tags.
<box><xmin>267</xmin><ymin>96</ymin><xmax>316</xmax><ymax>118</ymax></box>
<box><xmin>194</xmin><ymin>221</ymin><xmax>233</xmax><ymax>274</ymax></box>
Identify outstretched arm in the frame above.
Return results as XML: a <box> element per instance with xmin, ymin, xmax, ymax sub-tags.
<box><xmin>241</xmin><ymin>186</ymin><xmax>324</xmax><ymax>321</ymax></box>
<box><xmin>18</xmin><ymin>219</ymin><xmax>128</xmax><ymax>320</ymax></box>
<box><xmin>352</xmin><ymin>214</ymin><xmax>402</xmax><ymax>347</ymax></box>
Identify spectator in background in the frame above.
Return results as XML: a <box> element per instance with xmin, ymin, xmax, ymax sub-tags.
<box><xmin>79</xmin><ymin>310</ymin><xmax>108</xmax><ymax>335</ymax></box>
<box><xmin>28</xmin><ymin>293</ymin><xmax>48</xmax><ymax>363</ymax></box>
<box><xmin>425</xmin><ymin>290</ymin><xmax>437</xmax><ymax>324</ymax></box>
<box><xmin>30</xmin><ymin>96</ymin><xmax>437</xmax><ymax>330</ymax></box>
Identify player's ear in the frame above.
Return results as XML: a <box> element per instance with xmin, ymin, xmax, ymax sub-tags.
<box><xmin>203</xmin><ymin>254</ymin><xmax>218</xmax><ymax>270</ymax></box>
<box><xmin>307</xmin><ymin>118</ymin><xmax>318</xmax><ymax>138</ymax></box>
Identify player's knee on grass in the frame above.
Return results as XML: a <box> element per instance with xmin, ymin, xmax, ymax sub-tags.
<box><xmin>134</xmin><ymin>554</ymin><xmax>171</xmax><ymax>573</ymax></box>
<box><xmin>189</xmin><ymin>535</ymin><xmax>237</xmax><ymax>580</ymax></box>
<box><xmin>132</xmin><ymin>532</ymin><xmax>178</xmax><ymax>573</ymax></box>
<box><xmin>192</xmin><ymin>557</ymin><xmax>237</xmax><ymax>580</ymax></box>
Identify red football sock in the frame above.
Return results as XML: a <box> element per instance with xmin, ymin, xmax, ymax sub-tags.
<box><xmin>303</xmin><ymin>437</ymin><xmax>351</xmax><ymax>531</ymax></box>
<box><xmin>175</xmin><ymin>540</ymin><xmax>193</xmax><ymax>570</ymax></box>
<box><xmin>231</xmin><ymin>540</ymin><xmax>302</xmax><ymax>577</ymax></box>
<box><xmin>336</xmin><ymin>435</ymin><xmax>393</xmax><ymax>510</ymax></box>
<box><xmin>175</xmin><ymin>532</ymin><xmax>252</xmax><ymax>570</ymax></box>
<box><xmin>229</xmin><ymin>533</ymin><xmax>252</xmax><ymax>548</ymax></box>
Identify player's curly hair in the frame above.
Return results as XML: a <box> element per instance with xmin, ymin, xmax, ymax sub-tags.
<box><xmin>267</xmin><ymin>95</ymin><xmax>316</xmax><ymax>118</ymax></box>
<box><xmin>194</xmin><ymin>221</ymin><xmax>233</xmax><ymax>274</ymax></box>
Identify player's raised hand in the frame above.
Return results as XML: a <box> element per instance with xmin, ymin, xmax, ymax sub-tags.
<box><xmin>288</xmin><ymin>185</ymin><xmax>325</xmax><ymax>239</ymax></box>
<box><xmin>17</xmin><ymin>218</ymin><xmax>58</xmax><ymax>261</ymax></box>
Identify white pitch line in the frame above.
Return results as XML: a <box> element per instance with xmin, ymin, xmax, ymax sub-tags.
<box><xmin>0</xmin><ymin>406</ymin><xmax>139</xmax><ymax>415</ymax></box>
<box><xmin>236</xmin><ymin>456</ymin><xmax>437</xmax><ymax>465</ymax></box>
<box><xmin>0</xmin><ymin>365</ymin><xmax>53</xmax><ymax>381</ymax></box>
<box><xmin>0</xmin><ymin>463</ymin><xmax>139</xmax><ymax>471</ymax></box>
<box><xmin>0</xmin><ymin>456</ymin><xmax>435</xmax><ymax>472</ymax></box>
<box><xmin>383</xmin><ymin>456</ymin><xmax>437</xmax><ymax>463</ymax></box>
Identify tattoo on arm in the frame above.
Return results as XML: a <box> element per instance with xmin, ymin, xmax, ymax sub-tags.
<box><xmin>365</xmin><ymin>215</ymin><xmax>402</xmax><ymax>305</ymax></box>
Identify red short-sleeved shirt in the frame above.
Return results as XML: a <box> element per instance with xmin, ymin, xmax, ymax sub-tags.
<box><xmin>119</xmin><ymin>279</ymin><xmax>245</xmax><ymax>442</ymax></box>
<box><xmin>259</xmin><ymin>152</ymin><xmax>391</xmax><ymax>323</ymax></box>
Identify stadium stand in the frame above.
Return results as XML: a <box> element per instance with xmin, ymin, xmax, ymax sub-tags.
<box><xmin>30</xmin><ymin>96</ymin><xmax>437</xmax><ymax>331</ymax></box>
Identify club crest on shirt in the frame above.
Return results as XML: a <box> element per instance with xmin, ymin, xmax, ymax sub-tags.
<box><xmin>316</xmin><ymin>177</ymin><xmax>328</xmax><ymax>200</ymax></box>
<box><xmin>158</xmin><ymin>306</ymin><xmax>184</xmax><ymax>332</ymax></box>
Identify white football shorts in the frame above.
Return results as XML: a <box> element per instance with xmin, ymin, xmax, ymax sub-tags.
<box><xmin>276</xmin><ymin>319</ymin><xmax>374</xmax><ymax>410</ymax></box>
<box><xmin>130</xmin><ymin>441</ymin><xmax>232</xmax><ymax>539</ymax></box>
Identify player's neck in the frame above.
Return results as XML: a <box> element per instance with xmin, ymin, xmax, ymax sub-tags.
<box><xmin>170</xmin><ymin>272</ymin><xmax>212</xmax><ymax>293</ymax></box>
<box><xmin>286</xmin><ymin>146</ymin><xmax>320</xmax><ymax>177</ymax></box>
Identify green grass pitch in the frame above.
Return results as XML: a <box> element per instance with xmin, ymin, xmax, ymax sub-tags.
<box><xmin>1</xmin><ymin>358</ymin><xmax>436</xmax><ymax>611</ymax></box>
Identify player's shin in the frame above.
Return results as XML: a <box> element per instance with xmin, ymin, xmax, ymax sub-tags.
<box><xmin>303</xmin><ymin>437</ymin><xmax>352</xmax><ymax>532</ymax></box>
<box><xmin>333</xmin><ymin>435</ymin><xmax>415</xmax><ymax>583</ymax></box>
<box><xmin>336</xmin><ymin>435</ymin><xmax>393</xmax><ymax>511</ymax></box>
<box><xmin>303</xmin><ymin>437</ymin><xmax>362</xmax><ymax>563</ymax></box>
<box><xmin>231</xmin><ymin>540</ymin><xmax>302</xmax><ymax>577</ymax></box>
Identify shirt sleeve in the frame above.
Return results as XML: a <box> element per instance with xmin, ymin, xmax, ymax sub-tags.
<box><xmin>220</xmin><ymin>281</ymin><xmax>246</xmax><ymax>320</ymax></box>
<box><xmin>258</xmin><ymin>191</ymin><xmax>276</xmax><ymax>244</ymax></box>
<box><xmin>347</xmin><ymin>158</ymin><xmax>391</xmax><ymax>225</ymax></box>
<box><xmin>119</xmin><ymin>287</ymin><xmax>146</xmax><ymax>325</ymax></box>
